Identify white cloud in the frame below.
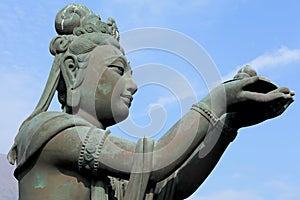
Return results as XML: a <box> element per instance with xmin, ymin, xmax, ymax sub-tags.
<box><xmin>222</xmin><ymin>46</ymin><xmax>300</xmax><ymax>81</ymax></box>
<box><xmin>248</xmin><ymin>47</ymin><xmax>300</xmax><ymax>71</ymax></box>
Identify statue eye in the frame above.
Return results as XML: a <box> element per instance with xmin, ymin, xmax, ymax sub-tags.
<box><xmin>109</xmin><ymin>65</ymin><xmax>125</xmax><ymax>75</ymax></box>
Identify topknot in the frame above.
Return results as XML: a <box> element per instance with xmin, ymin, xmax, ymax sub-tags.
<box><xmin>54</xmin><ymin>4</ymin><xmax>119</xmax><ymax>41</ymax></box>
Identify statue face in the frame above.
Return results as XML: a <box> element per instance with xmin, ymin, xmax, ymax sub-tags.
<box><xmin>79</xmin><ymin>44</ymin><xmax>137</xmax><ymax>127</ymax></box>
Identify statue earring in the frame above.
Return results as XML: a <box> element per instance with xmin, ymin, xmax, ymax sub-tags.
<box><xmin>67</xmin><ymin>88</ymin><xmax>80</xmax><ymax>108</ymax></box>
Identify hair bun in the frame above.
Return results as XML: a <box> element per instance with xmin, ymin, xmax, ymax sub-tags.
<box><xmin>55</xmin><ymin>4</ymin><xmax>92</xmax><ymax>35</ymax></box>
<box><xmin>49</xmin><ymin>35</ymin><xmax>73</xmax><ymax>55</ymax></box>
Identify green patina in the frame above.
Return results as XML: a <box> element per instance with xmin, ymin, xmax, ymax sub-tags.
<box><xmin>98</xmin><ymin>83</ymin><xmax>112</xmax><ymax>95</ymax></box>
<box><xmin>50</xmin><ymin>181</ymin><xmax>77</xmax><ymax>200</ymax></box>
<box><xmin>33</xmin><ymin>172</ymin><xmax>47</xmax><ymax>189</ymax></box>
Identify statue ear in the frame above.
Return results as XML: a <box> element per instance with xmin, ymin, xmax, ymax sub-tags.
<box><xmin>61</xmin><ymin>55</ymin><xmax>81</xmax><ymax>108</ymax></box>
<box><xmin>62</xmin><ymin>55</ymin><xmax>79</xmax><ymax>88</ymax></box>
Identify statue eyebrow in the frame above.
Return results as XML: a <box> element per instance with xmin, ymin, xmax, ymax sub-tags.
<box><xmin>126</xmin><ymin>60</ymin><xmax>133</xmax><ymax>75</ymax></box>
<box><xmin>117</xmin><ymin>56</ymin><xmax>132</xmax><ymax>72</ymax></box>
<box><xmin>108</xmin><ymin>56</ymin><xmax>134</xmax><ymax>75</ymax></box>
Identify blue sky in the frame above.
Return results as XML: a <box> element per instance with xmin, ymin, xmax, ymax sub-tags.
<box><xmin>0</xmin><ymin>1</ymin><xmax>300</xmax><ymax>199</ymax></box>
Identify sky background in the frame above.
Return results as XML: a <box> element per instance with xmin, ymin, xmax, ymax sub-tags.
<box><xmin>0</xmin><ymin>1</ymin><xmax>300</xmax><ymax>199</ymax></box>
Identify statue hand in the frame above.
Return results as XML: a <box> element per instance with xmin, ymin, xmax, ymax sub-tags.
<box><xmin>225</xmin><ymin>86</ymin><xmax>295</xmax><ymax>129</ymax></box>
<box><xmin>202</xmin><ymin>76</ymin><xmax>294</xmax><ymax>118</ymax></box>
<box><xmin>223</xmin><ymin>75</ymin><xmax>294</xmax><ymax>111</ymax></box>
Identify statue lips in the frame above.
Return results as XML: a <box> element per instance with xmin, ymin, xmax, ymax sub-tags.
<box><xmin>121</xmin><ymin>94</ymin><xmax>133</xmax><ymax>107</ymax></box>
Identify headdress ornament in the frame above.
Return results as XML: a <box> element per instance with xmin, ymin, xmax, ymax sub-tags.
<box><xmin>55</xmin><ymin>4</ymin><xmax>119</xmax><ymax>40</ymax></box>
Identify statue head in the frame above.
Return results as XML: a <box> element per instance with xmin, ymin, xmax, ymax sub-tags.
<box><xmin>35</xmin><ymin>4</ymin><xmax>137</xmax><ymax>128</ymax></box>
<box><xmin>7</xmin><ymin>3</ymin><xmax>137</xmax><ymax>165</ymax></box>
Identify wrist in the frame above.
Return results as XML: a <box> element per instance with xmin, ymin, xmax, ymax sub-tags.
<box><xmin>201</xmin><ymin>95</ymin><xmax>226</xmax><ymax>117</ymax></box>
<box><xmin>221</xmin><ymin>112</ymin><xmax>241</xmax><ymax>130</ymax></box>
<box><xmin>219</xmin><ymin>113</ymin><xmax>239</xmax><ymax>142</ymax></box>
<box><xmin>190</xmin><ymin>103</ymin><xmax>238</xmax><ymax>142</ymax></box>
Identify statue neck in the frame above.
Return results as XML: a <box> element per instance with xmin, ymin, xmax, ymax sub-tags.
<box><xmin>71</xmin><ymin>108</ymin><xmax>105</xmax><ymax>129</ymax></box>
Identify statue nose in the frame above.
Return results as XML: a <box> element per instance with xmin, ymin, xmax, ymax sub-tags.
<box><xmin>126</xmin><ymin>75</ymin><xmax>138</xmax><ymax>95</ymax></box>
<box><xmin>128</xmin><ymin>78</ymin><xmax>138</xmax><ymax>95</ymax></box>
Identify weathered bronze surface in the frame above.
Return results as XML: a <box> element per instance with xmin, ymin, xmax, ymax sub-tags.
<box><xmin>7</xmin><ymin>4</ymin><xmax>295</xmax><ymax>200</ymax></box>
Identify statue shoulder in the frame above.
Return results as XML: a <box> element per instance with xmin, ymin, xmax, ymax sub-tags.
<box><xmin>14</xmin><ymin>112</ymin><xmax>93</xmax><ymax>177</ymax></box>
<box><xmin>20</xmin><ymin>112</ymin><xmax>92</xmax><ymax>134</ymax></box>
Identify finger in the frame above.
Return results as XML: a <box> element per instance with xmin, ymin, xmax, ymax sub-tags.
<box><xmin>280</xmin><ymin>88</ymin><xmax>295</xmax><ymax>96</ymax></box>
<box><xmin>277</xmin><ymin>87</ymin><xmax>290</xmax><ymax>94</ymax></box>
<box><xmin>290</xmin><ymin>90</ymin><xmax>296</xmax><ymax>96</ymax></box>
<box><xmin>258</xmin><ymin>76</ymin><xmax>271</xmax><ymax>83</ymax></box>
<box><xmin>269</xmin><ymin>87</ymin><xmax>290</xmax><ymax>94</ymax></box>
<box><xmin>268</xmin><ymin>87</ymin><xmax>295</xmax><ymax>96</ymax></box>
<box><xmin>268</xmin><ymin>92</ymin><xmax>294</xmax><ymax>101</ymax></box>
<box><xmin>241</xmin><ymin>90</ymin><xmax>293</xmax><ymax>102</ymax></box>
<box><xmin>239</xmin><ymin>76</ymin><xmax>260</xmax><ymax>88</ymax></box>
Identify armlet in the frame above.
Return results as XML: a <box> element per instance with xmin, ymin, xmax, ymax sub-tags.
<box><xmin>78</xmin><ymin>128</ymin><xmax>110</xmax><ymax>176</ymax></box>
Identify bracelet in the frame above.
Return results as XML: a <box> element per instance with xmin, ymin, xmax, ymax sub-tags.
<box><xmin>93</xmin><ymin>130</ymin><xmax>110</xmax><ymax>176</ymax></box>
<box><xmin>78</xmin><ymin>127</ymin><xmax>93</xmax><ymax>171</ymax></box>
<box><xmin>191</xmin><ymin>102</ymin><xmax>219</xmax><ymax>126</ymax></box>
<box><xmin>191</xmin><ymin>102</ymin><xmax>237</xmax><ymax>142</ymax></box>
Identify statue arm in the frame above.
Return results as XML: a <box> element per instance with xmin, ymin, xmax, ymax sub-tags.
<box><xmin>74</xmin><ymin>102</ymin><xmax>224</xmax><ymax>181</ymax></box>
<box><xmin>80</xmin><ymin>100</ymin><xmax>227</xmax><ymax>182</ymax></box>
<box><xmin>156</xmin><ymin>114</ymin><xmax>236</xmax><ymax>199</ymax></box>
<box><xmin>44</xmin><ymin>125</ymin><xmax>135</xmax><ymax>180</ymax></box>
<box><xmin>150</xmin><ymin>100</ymin><xmax>226</xmax><ymax>182</ymax></box>
<box><xmin>149</xmin><ymin>76</ymin><xmax>294</xmax><ymax>183</ymax></box>
<box><xmin>45</xmin><ymin>100</ymin><xmax>225</xmax><ymax>182</ymax></box>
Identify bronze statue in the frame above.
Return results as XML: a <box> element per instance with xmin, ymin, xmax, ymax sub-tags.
<box><xmin>7</xmin><ymin>4</ymin><xmax>295</xmax><ymax>200</ymax></box>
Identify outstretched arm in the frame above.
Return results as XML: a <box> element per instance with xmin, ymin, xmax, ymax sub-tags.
<box><xmin>150</xmin><ymin>101</ymin><xmax>225</xmax><ymax>182</ymax></box>
<box><xmin>155</xmin><ymin>114</ymin><xmax>236</xmax><ymax>199</ymax></box>
<box><xmin>149</xmin><ymin>76</ymin><xmax>294</xmax><ymax>182</ymax></box>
